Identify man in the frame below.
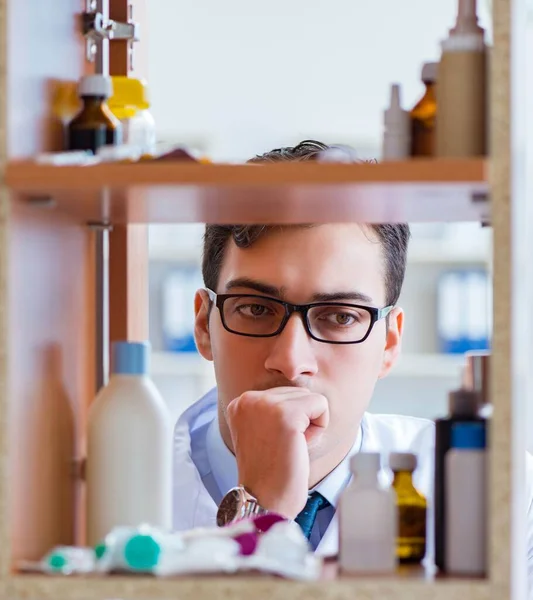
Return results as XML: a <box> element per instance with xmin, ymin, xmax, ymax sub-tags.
<box><xmin>172</xmin><ymin>141</ymin><xmax>533</xmax><ymax>568</ymax></box>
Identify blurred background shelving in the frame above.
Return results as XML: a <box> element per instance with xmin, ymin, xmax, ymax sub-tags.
<box><xmin>148</xmin><ymin>221</ymin><xmax>492</xmax><ymax>424</ymax></box>
<box><xmin>145</xmin><ymin>0</ymin><xmax>494</xmax><ymax>428</ymax></box>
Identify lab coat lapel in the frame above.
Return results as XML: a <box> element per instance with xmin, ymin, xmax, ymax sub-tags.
<box><xmin>172</xmin><ymin>388</ymin><xmax>219</xmax><ymax>531</ymax></box>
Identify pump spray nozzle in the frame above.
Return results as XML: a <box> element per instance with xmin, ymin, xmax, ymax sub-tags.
<box><xmin>450</xmin><ymin>0</ymin><xmax>484</xmax><ymax>36</ymax></box>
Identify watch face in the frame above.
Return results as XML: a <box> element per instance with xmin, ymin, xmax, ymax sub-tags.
<box><xmin>217</xmin><ymin>487</ymin><xmax>244</xmax><ymax>527</ymax></box>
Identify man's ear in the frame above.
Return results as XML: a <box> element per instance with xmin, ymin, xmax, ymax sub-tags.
<box><xmin>194</xmin><ymin>290</ymin><xmax>213</xmax><ymax>361</ymax></box>
<box><xmin>379</xmin><ymin>307</ymin><xmax>404</xmax><ymax>378</ymax></box>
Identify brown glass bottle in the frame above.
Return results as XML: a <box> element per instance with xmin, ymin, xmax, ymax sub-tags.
<box><xmin>390</xmin><ymin>452</ymin><xmax>427</xmax><ymax>564</ymax></box>
<box><xmin>410</xmin><ymin>62</ymin><xmax>438</xmax><ymax>157</ymax></box>
<box><xmin>68</xmin><ymin>75</ymin><xmax>122</xmax><ymax>154</ymax></box>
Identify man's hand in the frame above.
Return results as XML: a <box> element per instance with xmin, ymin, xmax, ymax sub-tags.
<box><xmin>225</xmin><ymin>387</ymin><xmax>329</xmax><ymax>519</ymax></box>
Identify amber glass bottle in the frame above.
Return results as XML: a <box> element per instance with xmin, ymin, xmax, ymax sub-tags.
<box><xmin>390</xmin><ymin>452</ymin><xmax>427</xmax><ymax>564</ymax></box>
<box><xmin>67</xmin><ymin>75</ymin><xmax>122</xmax><ymax>153</ymax></box>
<box><xmin>410</xmin><ymin>62</ymin><xmax>438</xmax><ymax>157</ymax></box>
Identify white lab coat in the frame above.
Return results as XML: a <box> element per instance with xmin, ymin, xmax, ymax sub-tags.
<box><xmin>173</xmin><ymin>388</ymin><xmax>533</xmax><ymax>566</ymax></box>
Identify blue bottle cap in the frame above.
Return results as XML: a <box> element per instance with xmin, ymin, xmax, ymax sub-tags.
<box><xmin>451</xmin><ymin>422</ymin><xmax>486</xmax><ymax>450</ymax></box>
<box><xmin>112</xmin><ymin>341</ymin><xmax>150</xmax><ymax>375</ymax></box>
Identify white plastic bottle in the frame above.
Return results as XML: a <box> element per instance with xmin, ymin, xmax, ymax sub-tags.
<box><xmin>86</xmin><ymin>341</ymin><xmax>173</xmax><ymax>547</ymax></box>
<box><xmin>445</xmin><ymin>422</ymin><xmax>487</xmax><ymax>575</ymax></box>
<box><xmin>382</xmin><ymin>83</ymin><xmax>410</xmax><ymax>161</ymax></box>
<box><xmin>108</xmin><ymin>76</ymin><xmax>157</xmax><ymax>157</ymax></box>
<box><xmin>436</xmin><ymin>0</ymin><xmax>487</xmax><ymax>157</ymax></box>
<box><xmin>128</xmin><ymin>105</ymin><xmax>157</xmax><ymax>157</ymax></box>
<box><xmin>339</xmin><ymin>452</ymin><xmax>397</xmax><ymax>573</ymax></box>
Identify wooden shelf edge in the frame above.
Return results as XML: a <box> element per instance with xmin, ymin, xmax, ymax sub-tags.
<box><xmin>5</xmin><ymin>159</ymin><xmax>489</xmax><ymax>225</ymax></box>
<box><xmin>5</xmin><ymin>158</ymin><xmax>487</xmax><ymax>191</ymax></box>
<box><xmin>6</xmin><ymin>572</ymin><xmax>491</xmax><ymax>600</ymax></box>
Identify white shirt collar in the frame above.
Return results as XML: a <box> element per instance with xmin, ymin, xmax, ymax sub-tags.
<box><xmin>311</xmin><ymin>425</ymin><xmax>363</xmax><ymax>508</ymax></box>
<box><xmin>205</xmin><ymin>411</ymin><xmax>364</xmax><ymax>507</ymax></box>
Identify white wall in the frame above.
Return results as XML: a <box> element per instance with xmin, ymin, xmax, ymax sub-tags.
<box><xmin>146</xmin><ymin>0</ymin><xmax>492</xmax><ymax>161</ymax></box>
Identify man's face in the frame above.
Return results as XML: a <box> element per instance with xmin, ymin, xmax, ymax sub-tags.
<box><xmin>194</xmin><ymin>224</ymin><xmax>404</xmax><ymax>464</ymax></box>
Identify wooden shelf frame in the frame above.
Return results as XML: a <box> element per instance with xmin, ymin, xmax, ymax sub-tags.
<box><xmin>6</xmin><ymin>159</ymin><xmax>489</xmax><ymax>224</ymax></box>
<box><xmin>4</xmin><ymin>571</ymin><xmax>493</xmax><ymax>600</ymax></box>
<box><xmin>0</xmin><ymin>0</ymin><xmax>526</xmax><ymax>599</ymax></box>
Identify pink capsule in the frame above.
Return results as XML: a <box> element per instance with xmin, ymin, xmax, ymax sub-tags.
<box><xmin>233</xmin><ymin>532</ymin><xmax>258</xmax><ymax>556</ymax></box>
<box><xmin>253</xmin><ymin>513</ymin><xmax>286</xmax><ymax>533</ymax></box>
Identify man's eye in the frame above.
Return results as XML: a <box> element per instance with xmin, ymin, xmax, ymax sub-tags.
<box><xmin>316</xmin><ymin>311</ymin><xmax>361</xmax><ymax>326</ymax></box>
<box><xmin>237</xmin><ymin>303</ymin><xmax>270</xmax><ymax>317</ymax></box>
<box><xmin>328</xmin><ymin>312</ymin><xmax>358</xmax><ymax>326</ymax></box>
<box><xmin>334</xmin><ymin>313</ymin><xmax>357</xmax><ymax>325</ymax></box>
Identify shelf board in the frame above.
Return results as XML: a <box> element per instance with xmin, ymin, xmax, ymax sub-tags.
<box><xmin>390</xmin><ymin>353</ymin><xmax>465</xmax><ymax>378</ymax></box>
<box><xmin>5</xmin><ymin>159</ymin><xmax>488</xmax><ymax>224</ymax></box>
<box><xmin>408</xmin><ymin>240</ymin><xmax>491</xmax><ymax>264</ymax></box>
<box><xmin>151</xmin><ymin>351</ymin><xmax>465</xmax><ymax>380</ymax></box>
<box><xmin>148</xmin><ymin>246</ymin><xmax>202</xmax><ymax>263</ymax></box>
<box><xmin>7</xmin><ymin>572</ymin><xmax>491</xmax><ymax>600</ymax></box>
<box><xmin>148</xmin><ymin>242</ymin><xmax>491</xmax><ymax>265</ymax></box>
<box><xmin>151</xmin><ymin>351</ymin><xmax>213</xmax><ymax>377</ymax></box>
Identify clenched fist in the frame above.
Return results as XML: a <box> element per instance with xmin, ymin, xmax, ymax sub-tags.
<box><xmin>225</xmin><ymin>387</ymin><xmax>329</xmax><ymax>519</ymax></box>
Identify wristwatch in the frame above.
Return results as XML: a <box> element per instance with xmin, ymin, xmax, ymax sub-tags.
<box><xmin>216</xmin><ymin>485</ymin><xmax>269</xmax><ymax>527</ymax></box>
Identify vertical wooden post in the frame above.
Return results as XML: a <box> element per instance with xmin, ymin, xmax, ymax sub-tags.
<box><xmin>108</xmin><ymin>224</ymin><xmax>149</xmax><ymax>342</ymax></box>
<box><xmin>108</xmin><ymin>0</ymin><xmax>149</xmax><ymax>345</ymax></box>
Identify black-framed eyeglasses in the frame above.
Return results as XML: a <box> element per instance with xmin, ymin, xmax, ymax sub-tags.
<box><xmin>205</xmin><ymin>288</ymin><xmax>393</xmax><ymax>345</ymax></box>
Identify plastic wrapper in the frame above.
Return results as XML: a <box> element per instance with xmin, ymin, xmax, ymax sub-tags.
<box><xmin>31</xmin><ymin>514</ymin><xmax>322</xmax><ymax>581</ymax></box>
<box><xmin>35</xmin><ymin>150</ymin><xmax>100</xmax><ymax>166</ymax></box>
<box><xmin>40</xmin><ymin>546</ymin><xmax>96</xmax><ymax>575</ymax></box>
<box><xmin>94</xmin><ymin>525</ymin><xmax>176</xmax><ymax>574</ymax></box>
<box><xmin>96</xmin><ymin>143</ymin><xmax>144</xmax><ymax>163</ymax></box>
<box><xmin>152</xmin><ymin>518</ymin><xmax>320</xmax><ymax>580</ymax></box>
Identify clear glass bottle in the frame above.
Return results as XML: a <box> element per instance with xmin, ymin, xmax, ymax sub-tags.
<box><xmin>390</xmin><ymin>452</ymin><xmax>427</xmax><ymax>564</ymax></box>
<box><xmin>410</xmin><ymin>62</ymin><xmax>438</xmax><ymax>157</ymax></box>
<box><xmin>67</xmin><ymin>75</ymin><xmax>122</xmax><ymax>154</ymax></box>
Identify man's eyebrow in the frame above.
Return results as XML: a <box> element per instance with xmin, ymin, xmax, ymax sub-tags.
<box><xmin>224</xmin><ymin>278</ymin><xmax>374</xmax><ymax>304</ymax></box>
<box><xmin>225</xmin><ymin>277</ymin><xmax>284</xmax><ymax>297</ymax></box>
<box><xmin>311</xmin><ymin>291</ymin><xmax>375</xmax><ymax>304</ymax></box>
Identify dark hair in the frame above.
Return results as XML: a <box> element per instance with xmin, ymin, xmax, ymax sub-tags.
<box><xmin>203</xmin><ymin>141</ymin><xmax>410</xmax><ymax>307</ymax></box>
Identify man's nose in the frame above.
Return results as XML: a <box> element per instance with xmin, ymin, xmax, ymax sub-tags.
<box><xmin>264</xmin><ymin>312</ymin><xmax>319</xmax><ymax>381</ymax></box>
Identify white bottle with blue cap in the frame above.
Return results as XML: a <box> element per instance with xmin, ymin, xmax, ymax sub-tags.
<box><xmin>445</xmin><ymin>421</ymin><xmax>487</xmax><ymax>575</ymax></box>
<box><xmin>86</xmin><ymin>341</ymin><xmax>172</xmax><ymax>547</ymax></box>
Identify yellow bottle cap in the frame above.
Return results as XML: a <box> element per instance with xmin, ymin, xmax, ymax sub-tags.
<box><xmin>111</xmin><ymin>105</ymin><xmax>138</xmax><ymax>120</ymax></box>
<box><xmin>108</xmin><ymin>76</ymin><xmax>151</xmax><ymax>120</ymax></box>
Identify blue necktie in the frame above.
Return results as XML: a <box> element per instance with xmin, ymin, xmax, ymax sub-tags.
<box><xmin>294</xmin><ymin>492</ymin><xmax>331</xmax><ymax>540</ymax></box>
